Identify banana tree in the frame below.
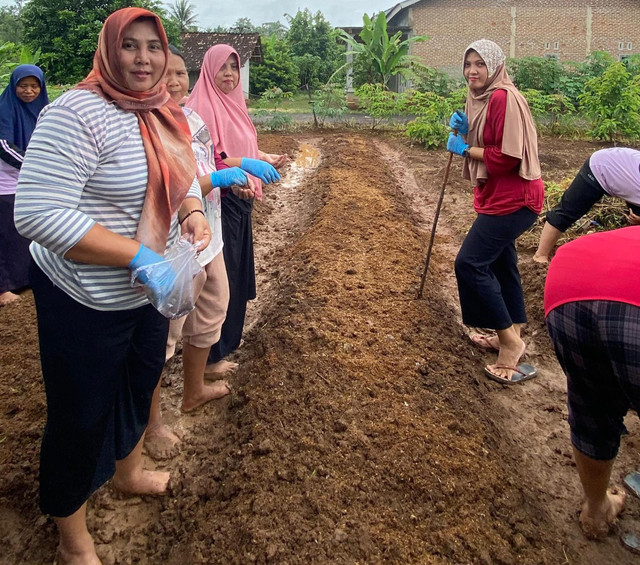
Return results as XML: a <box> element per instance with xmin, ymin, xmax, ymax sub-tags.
<box><xmin>335</xmin><ymin>12</ymin><xmax>428</xmax><ymax>88</ymax></box>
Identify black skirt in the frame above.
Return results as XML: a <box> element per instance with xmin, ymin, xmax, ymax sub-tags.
<box><xmin>209</xmin><ymin>192</ymin><xmax>256</xmax><ymax>363</ymax></box>
<box><xmin>0</xmin><ymin>194</ymin><xmax>31</xmax><ymax>293</ymax></box>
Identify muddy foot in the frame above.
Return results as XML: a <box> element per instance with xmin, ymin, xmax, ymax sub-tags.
<box><xmin>182</xmin><ymin>380</ymin><xmax>231</xmax><ymax>413</ymax></box>
<box><xmin>144</xmin><ymin>424</ymin><xmax>180</xmax><ymax>460</ymax></box>
<box><xmin>485</xmin><ymin>340</ymin><xmax>526</xmax><ymax>381</ymax></box>
<box><xmin>0</xmin><ymin>291</ymin><xmax>20</xmax><ymax>306</ymax></box>
<box><xmin>580</xmin><ymin>487</ymin><xmax>627</xmax><ymax>540</ymax></box>
<box><xmin>470</xmin><ymin>333</ymin><xmax>500</xmax><ymax>352</ymax></box>
<box><xmin>112</xmin><ymin>469</ymin><xmax>170</xmax><ymax>496</ymax></box>
<box><xmin>204</xmin><ymin>360</ymin><xmax>238</xmax><ymax>380</ymax></box>
<box><xmin>56</xmin><ymin>537</ymin><xmax>102</xmax><ymax>565</ymax></box>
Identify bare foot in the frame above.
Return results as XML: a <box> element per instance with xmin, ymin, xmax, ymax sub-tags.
<box><xmin>470</xmin><ymin>333</ymin><xmax>500</xmax><ymax>352</ymax></box>
<box><xmin>57</xmin><ymin>535</ymin><xmax>102</xmax><ymax>565</ymax></box>
<box><xmin>144</xmin><ymin>424</ymin><xmax>180</xmax><ymax>460</ymax></box>
<box><xmin>0</xmin><ymin>291</ymin><xmax>20</xmax><ymax>306</ymax></box>
<box><xmin>204</xmin><ymin>360</ymin><xmax>238</xmax><ymax>380</ymax></box>
<box><xmin>112</xmin><ymin>469</ymin><xmax>170</xmax><ymax>496</ymax></box>
<box><xmin>182</xmin><ymin>380</ymin><xmax>231</xmax><ymax>413</ymax></box>
<box><xmin>485</xmin><ymin>340</ymin><xmax>526</xmax><ymax>381</ymax></box>
<box><xmin>532</xmin><ymin>253</ymin><xmax>549</xmax><ymax>264</ymax></box>
<box><xmin>580</xmin><ymin>487</ymin><xmax>627</xmax><ymax>540</ymax></box>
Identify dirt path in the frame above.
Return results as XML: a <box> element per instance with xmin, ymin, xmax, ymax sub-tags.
<box><xmin>1</xmin><ymin>132</ymin><xmax>638</xmax><ymax>564</ymax></box>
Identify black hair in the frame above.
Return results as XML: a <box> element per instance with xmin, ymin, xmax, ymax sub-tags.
<box><xmin>168</xmin><ymin>44</ymin><xmax>185</xmax><ymax>61</ymax></box>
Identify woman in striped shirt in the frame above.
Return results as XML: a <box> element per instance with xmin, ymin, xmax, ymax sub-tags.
<box><xmin>15</xmin><ymin>8</ymin><xmax>209</xmax><ymax>563</ymax></box>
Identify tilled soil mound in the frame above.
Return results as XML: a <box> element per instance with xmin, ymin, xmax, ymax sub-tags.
<box><xmin>1</xmin><ymin>132</ymin><xmax>638</xmax><ymax>565</ymax></box>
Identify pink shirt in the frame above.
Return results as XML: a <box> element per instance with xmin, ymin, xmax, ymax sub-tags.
<box><xmin>589</xmin><ymin>147</ymin><xmax>640</xmax><ymax>206</ymax></box>
<box><xmin>544</xmin><ymin>226</ymin><xmax>640</xmax><ymax>316</ymax></box>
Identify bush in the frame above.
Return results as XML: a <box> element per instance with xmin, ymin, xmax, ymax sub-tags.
<box><xmin>400</xmin><ymin>90</ymin><xmax>451</xmax><ymax>148</ymax></box>
<box><xmin>521</xmin><ymin>90</ymin><xmax>576</xmax><ymax>134</ymax></box>
<box><xmin>355</xmin><ymin>83</ymin><xmax>400</xmax><ymax>129</ymax></box>
<box><xmin>579</xmin><ymin>62</ymin><xmax>640</xmax><ymax>141</ymax></box>
<box><xmin>405</xmin><ymin>117</ymin><xmax>448</xmax><ymax>148</ymax></box>
<box><xmin>310</xmin><ymin>84</ymin><xmax>347</xmax><ymax>128</ymax></box>
<box><xmin>507</xmin><ymin>56</ymin><xmax>563</xmax><ymax>93</ymax></box>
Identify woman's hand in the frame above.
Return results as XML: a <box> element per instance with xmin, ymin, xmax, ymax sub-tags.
<box><xmin>180</xmin><ymin>209</ymin><xmax>211</xmax><ymax>252</ymax></box>
<box><xmin>210</xmin><ymin>168</ymin><xmax>248</xmax><ymax>188</ymax></box>
<box><xmin>627</xmin><ymin>209</ymin><xmax>640</xmax><ymax>225</ymax></box>
<box><xmin>259</xmin><ymin>151</ymin><xmax>289</xmax><ymax>169</ymax></box>
<box><xmin>240</xmin><ymin>157</ymin><xmax>280</xmax><ymax>183</ymax></box>
<box><xmin>447</xmin><ymin>133</ymin><xmax>469</xmax><ymax>157</ymax></box>
<box><xmin>231</xmin><ymin>175</ymin><xmax>256</xmax><ymax>200</ymax></box>
<box><xmin>449</xmin><ymin>110</ymin><xmax>468</xmax><ymax>135</ymax></box>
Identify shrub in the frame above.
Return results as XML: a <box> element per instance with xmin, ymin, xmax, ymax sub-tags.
<box><xmin>579</xmin><ymin>62</ymin><xmax>640</xmax><ymax>141</ymax></box>
<box><xmin>355</xmin><ymin>83</ymin><xmax>400</xmax><ymax>129</ymax></box>
<box><xmin>310</xmin><ymin>84</ymin><xmax>347</xmax><ymax>128</ymax></box>
<box><xmin>507</xmin><ymin>56</ymin><xmax>563</xmax><ymax>93</ymax></box>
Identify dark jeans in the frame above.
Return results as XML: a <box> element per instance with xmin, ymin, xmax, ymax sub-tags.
<box><xmin>455</xmin><ymin>207</ymin><xmax>537</xmax><ymax>330</ymax></box>
<box><xmin>31</xmin><ymin>263</ymin><xmax>169</xmax><ymax>517</ymax></box>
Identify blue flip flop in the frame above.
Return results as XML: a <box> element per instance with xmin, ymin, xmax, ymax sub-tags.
<box><xmin>621</xmin><ymin>532</ymin><xmax>640</xmax><ymax>554</ymax></box>
<box><xmin>484</xmin><ymin>362</ymin><xmax>538</xmax><ymax>384</ymax></box>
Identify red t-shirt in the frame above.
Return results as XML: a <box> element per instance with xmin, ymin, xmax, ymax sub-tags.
<box><xmin>473</xmin><ymin>89</ymin><xmax>544</xmax><ymax>216</ymax></box>
<box><xmin>544</xmin><ymin>226</ymin><xmax>640</xmax><ymax>316</ymax></box>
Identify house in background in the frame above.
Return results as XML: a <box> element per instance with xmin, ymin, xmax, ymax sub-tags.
<box><xmin>385</xmin><ymin>0</ymin><xmax>640</xmax><ymax>77</ymax></box>
<box><xmin>180</xmin><ymin>32</ymin><xmax>263</xmax><ymax>98</ymax></box>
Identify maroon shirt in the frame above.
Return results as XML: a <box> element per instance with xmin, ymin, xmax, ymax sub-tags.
<box><xmin>473</xmin><ymin>89</ymin><xmax>544</xmax><ymax>216</ymax></box>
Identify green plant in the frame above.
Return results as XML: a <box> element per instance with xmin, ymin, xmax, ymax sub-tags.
<box><xmin>260</xmin><ymin>87</ymin><xmax>293</xmax><ymax>111</ymax></box>
<box><xmin>579</xmin><ymin>62</ymin><xmax>640</xmax><ymax>141</ymax></box>
<box><xmin>400</xmin><ymin>90</ymin><xmax>450</xmax><ymax>148</ymax></box>
<box><xmin>335</xmin><ymin>12</ymin><xmax>428</xmax><ymax>88</ymax></box>
<box><xmin>250</xmin><ymin>35</ymin><xmax>299</xmax><ymax>94</ymax></box>
<box><xmin>256</xmin><ymin>87</ymin><xmax>295</xmax><ymax>131</ymax></box>
<box><xmin>507</xmin><ymin>56</ymin><xmax>563</xmax><ymax>94</ymax></box>
<box><xmin>0</xmin><ymin>42</ymin><xmax>40</xmax><ymax>89</ymax></box>
<box><xmin>405</xmin><ymin>116</ymin><xmax>448</xmax><ymax>148</ymax></box>
<box><xmin>310</xmin><ymin>84</ymin><xmax>347</xmax><ymax>128</ymax></box>
<box><xmin>521</xmin><ymin>89</ymin><xmax>575</xmax><ymax>134</ymax></box>
<box><xmin>355</xmin><ymin>83</ymin><xmax>400</xmax><ymax>129</ymax></box>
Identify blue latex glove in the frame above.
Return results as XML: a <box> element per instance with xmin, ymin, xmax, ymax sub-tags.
<box><xmin>210</xmin><ymin>167</ymin><xmax>248</xmax><ymax>188</ymax></box>
<box><xmin>449</xmin><ymin>110</ymin><xmax>468</xmax><ymax>135</ymax></box>
<box><xmin>447</xmin><ymin>132</ymin><xmax>469</xmax><ymax>157</ymax></box>
<box><xmin>129</xmin><ymin>244</ymin><xmax>176</xmax><ymax>301</ymax></box>
<box><xmin>240</xmin><ymin>157</ymin><xmax>281</xmax><ymax>184</ymax></box>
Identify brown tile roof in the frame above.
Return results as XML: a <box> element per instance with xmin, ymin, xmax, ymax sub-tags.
<box><xmin>180</xmin><ymin>32</ymin><xmax>263</xmax><ymax>71</ymax></box>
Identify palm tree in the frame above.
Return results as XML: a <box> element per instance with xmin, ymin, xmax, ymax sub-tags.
<box><xmin>169</xmin><ymin>0</ymin><xmax>198</xmax><ymax>35</ymax></box>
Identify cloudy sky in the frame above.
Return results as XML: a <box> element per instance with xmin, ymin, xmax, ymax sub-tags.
<box><xmin>0</xmin><ymin>1</ymin><xmax>397</xmax><ymax>29</ymax></box>
<box><xmin>180</xmin><ymin>1</ymin><xmax>395</xmax><ymax>29</ymax></box>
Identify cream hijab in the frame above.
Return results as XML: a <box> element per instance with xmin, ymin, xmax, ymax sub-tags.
<box><xmin>463</xmin><ymin>39</ymin><xmax>541</xmax><ymax>186</ymax></box>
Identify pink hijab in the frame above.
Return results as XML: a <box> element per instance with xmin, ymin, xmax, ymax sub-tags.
<box><xmin>185</xmin><ymin>44</ymin><xmax>262</xmax><ymax>199</ymax></box>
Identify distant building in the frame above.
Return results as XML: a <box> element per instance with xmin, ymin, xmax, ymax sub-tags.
<box><xmin>180</xmin><ymin>32</ymin><xmax>263</xmax><ymax>98</ymax></box>
<box><xmin>385</xmin><ymin>0</ymin><xmax>640</xmax><ymax>76</ymax></box>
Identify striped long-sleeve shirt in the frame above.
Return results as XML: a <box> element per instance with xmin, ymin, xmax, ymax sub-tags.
<box><xmin>15</xmin><ymin>89</ymin><xmax>202</xmax><ymax>310</ymax></box>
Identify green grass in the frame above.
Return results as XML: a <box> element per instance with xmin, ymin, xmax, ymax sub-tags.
<box><xmin>248</xmin><ymin>91</ymin><xmax>316</xmax><ymax>113</ymax></box>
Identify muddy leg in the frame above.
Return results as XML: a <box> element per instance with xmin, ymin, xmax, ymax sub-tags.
<box><xmin>573</xmin><ymin>446</ymin><xmax>626</xmax><ymax>539</ymax></box>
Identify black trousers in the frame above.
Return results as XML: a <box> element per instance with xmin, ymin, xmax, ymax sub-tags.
<box><xmin>455</xmin><ymin>207</ymin><xmax>537</xmax><ymax>330</ymax></box>
<box><xmin>208</xmin><ymin>194</ymin><xmax>256</xmax><ymax>364</ymax></box>
<box><xmin>31</xmin><ymin>264</ymin><xmax>169</xmax><ymax>517</ymax></box>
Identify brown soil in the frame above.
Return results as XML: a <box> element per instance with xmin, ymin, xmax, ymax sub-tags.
<box><xmin>1</xmin><ymin>132</ymin><xmax>639</xmax><ymax>564</ymax></box>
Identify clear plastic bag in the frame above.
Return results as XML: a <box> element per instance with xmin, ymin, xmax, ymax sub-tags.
<box><xmin>130</xmin><ymin>238</ymin><xmax>203</xmax><ymax>319</ymax></box>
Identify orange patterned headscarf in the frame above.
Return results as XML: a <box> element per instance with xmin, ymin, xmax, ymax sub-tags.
<box><xmin>75</xmin><ymin>7</ymin><xmax>196</xmax><ymax>253</ymax></box>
